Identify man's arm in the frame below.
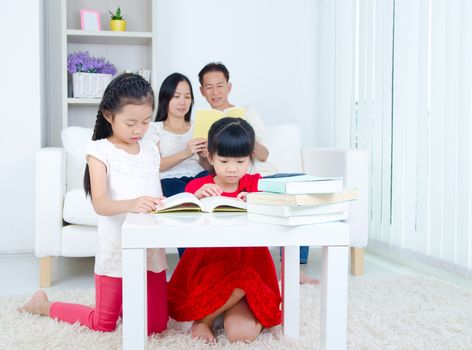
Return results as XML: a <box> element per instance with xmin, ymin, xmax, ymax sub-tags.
<box><xmin>254</xmin><ymin>141</ymin><xmax>269</xmax><ymax>162</ymax></box>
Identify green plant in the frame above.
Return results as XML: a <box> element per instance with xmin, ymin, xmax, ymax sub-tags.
<box><xmin>109</xmin><ymin>7</ymin><xmax>124</xmax><ymax>20</ymax></box>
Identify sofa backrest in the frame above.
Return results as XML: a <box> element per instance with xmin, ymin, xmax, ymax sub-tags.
<box><xmin>62</xmin><ymin>127</ymin><xmax>92</xmax><ymax>190</ymax></box>
<box><xmin>61</xmin><ymin>124</ymin><xmax>303</xmax><ymax>191</ymax></box>
<box><xmin>265</xmin><ymin>124</ymin><xmax>303</xmax><ymax>173</ymax></box>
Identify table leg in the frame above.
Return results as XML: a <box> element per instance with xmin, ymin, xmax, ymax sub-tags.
<box><xmin>320</xmin><ymin>246</ymin><xmax>348</xmax><ymax>350</ymax></box>
<box><xmin>123</xmin><ymin>248</ymin><xmax>147</xmax><ymax>350</ymax></box>
<box><xmin>281</xmin><ymin>245</ymin><xmax>300</xmax><ymax>338</ymax></box>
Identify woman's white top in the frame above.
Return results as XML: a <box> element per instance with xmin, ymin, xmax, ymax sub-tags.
<box><xmin>86</xmin><ymin>139</ymin><xmax>167</xmax><ymax>277</ymax></box>
<box><xmin>145</xmin><ymin>121</ymin><xmax>205</xmax><ymax>179</ymax></box>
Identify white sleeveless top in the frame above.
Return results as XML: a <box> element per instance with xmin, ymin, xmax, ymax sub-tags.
<box><xmin>145</xmin><ymin>121</ymin><xmax>205</xmax><ymax>179</ymax></box>
<box><xmin>86</xmin><ymin>138</ymin><xmax>167</xmax><ymax>277</ymax></box>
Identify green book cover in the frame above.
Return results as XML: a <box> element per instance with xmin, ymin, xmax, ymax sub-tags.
<box><xmin>257</xmin><ymin>175</ymin><xmax>343</xmax><ymax>194</ymax></box>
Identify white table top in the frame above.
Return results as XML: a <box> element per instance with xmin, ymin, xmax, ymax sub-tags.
<box><xmin>122</xmin><ymin>212</ymin><xmax>349</xmax><ymax>249</ymax></box>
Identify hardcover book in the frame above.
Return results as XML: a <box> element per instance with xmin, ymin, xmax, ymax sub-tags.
<box><xmin>246</xmin><ymin>188</ymin><xmax>358</xmax><ymax>206</ymax></box>
<box><xmin>257</xmin><ymin>174</ymin><xmax>343</xmax><ymax>194</ymax></box>
<box><xmin>192</xmin><ymin>107</ymin><xmax>246</xmax><ymax>138</ymax></box>
<box><xmin>153</xmin><ymin>192</ymin><xmax>246</xmax><ymax>213</ymax></box>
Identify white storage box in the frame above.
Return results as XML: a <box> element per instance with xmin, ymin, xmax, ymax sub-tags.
<box><xmin>72</xmin><ymin>72</ymin><xmax>112</xmax><ymax>98</ymax></box>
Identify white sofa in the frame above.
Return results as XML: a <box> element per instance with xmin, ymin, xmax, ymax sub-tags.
<box><xmin>35</xmin><ymin>124</ymin><xmax>368</xmax><ymax>287</ymax></box>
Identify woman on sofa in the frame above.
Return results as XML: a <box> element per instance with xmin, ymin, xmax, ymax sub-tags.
<box><xmin>144</xmin><ymin>72</ymin><xmax>210</xmax><ymax>198</ymax></box>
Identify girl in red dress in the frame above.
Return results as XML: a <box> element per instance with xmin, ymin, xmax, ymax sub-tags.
<box><xmin>167</xmin><ymin>117</ymin><xmax>281</xmax><ymax>343</ymax></box>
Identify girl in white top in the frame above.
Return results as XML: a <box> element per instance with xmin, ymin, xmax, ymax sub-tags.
<box><xmin>145</xmin><ymin>73</ymin><xmax>210</xmax><ymax>198</ymax></box>
<box><xmin>20</xmin><ymin>74</ymin><xmax>169</xmax><ymax>335</ymax></box>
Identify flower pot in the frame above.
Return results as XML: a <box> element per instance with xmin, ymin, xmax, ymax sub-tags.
<box><xmin>72</xmin><ymin>73</ymin><xmax>112</xmax><ymax>98</ymax></box>
<box><xmin>110</xmin><ymin>20</ymin><xmax>126</xmax><ymax>31</ymax></box>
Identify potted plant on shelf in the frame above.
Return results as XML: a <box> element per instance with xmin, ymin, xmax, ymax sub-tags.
<box><xmin>67</xmin><ymin>51</ymin><xmax>117</xmax><ymax>98</ymax></box>
<box><xmin>109</xmin><ymin>7</ymin><xmax>126</xmax><ymax>31</ymax></box>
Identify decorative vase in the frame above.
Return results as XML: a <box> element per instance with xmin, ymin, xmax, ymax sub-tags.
<box><xmin>110</xmin><ymin>20</ymin><xmax>126</xmax><ymax>31</ymax></box>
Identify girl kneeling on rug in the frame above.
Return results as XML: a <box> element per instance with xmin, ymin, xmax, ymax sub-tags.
<box><xmin>167</xmin><ymin>117</ymin><xmax>281</xmax><ymax>343</ymax></box>
<box><xmin>20</xmin><ymin>74</ymin><xmax>168</xmax><ymax>335</ymax></box>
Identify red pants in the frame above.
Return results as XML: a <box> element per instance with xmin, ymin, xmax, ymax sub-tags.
<box><xmin>50</xmin><ymin>271</ymin><xmax>168</xmax><ymax>335</ymax></box>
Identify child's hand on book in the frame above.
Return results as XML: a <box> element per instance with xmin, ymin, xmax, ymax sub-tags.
<box><xmin>131</xmin><ymin>196</ymin><xmax>165</xmax><ymax>213</ymax></box>
<box><xmin>185</xmin><ymin>138</ymin><xmax>207</xmax><ymax>157</ymax></box>
<box><xmin>236</xmin><ymin>191</ymin><xmax>248</xmax><ymax>202</ymax></box>
<box><xmin>194</xmin><ymin>184</ymin><xmax>222</xmax><ymax>199</ymax></box>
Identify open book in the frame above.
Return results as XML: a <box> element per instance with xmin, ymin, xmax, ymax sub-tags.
<box><xmin>153</xmin><ymin>192</ymin><xmax>247</xmax><ymax>213</ymax></box>
<box><xmin>192</xmin><ymin>107</ymin><xmax>246</xmax><ymax>138</ymax></box>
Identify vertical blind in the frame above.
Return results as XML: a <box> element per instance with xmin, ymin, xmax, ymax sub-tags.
<box><xmin>350</xmin><ymin>0</ymin><xmax>472</xmax><ymax>271</ymax></box>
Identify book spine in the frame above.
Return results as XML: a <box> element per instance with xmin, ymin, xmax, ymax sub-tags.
<box><xmin>257</xmin><ymin>182</ymin><xmax>286</xmax><ymax>193</ymax></box>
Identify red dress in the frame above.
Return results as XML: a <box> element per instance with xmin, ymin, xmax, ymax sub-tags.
<box><xmin>167</xmin><ymin>174</ymin><xmax>282</xmax><ymax>328</ymax></box>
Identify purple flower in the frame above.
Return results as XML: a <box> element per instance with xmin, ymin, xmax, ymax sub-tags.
<box><xmin>67</xmin><ymin>51</ymin><xmax>117</xmax><ymax>75</ymax></box>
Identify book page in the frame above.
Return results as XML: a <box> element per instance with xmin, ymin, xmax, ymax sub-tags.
<box><xmin>200</xmin><ymin>196</ymin><xmax>247</xmax><ymax>212</ymax></box>
<box><xmin>154</xmin><ymin>192</ymin><xmax>203</xmax><ymax>213</ymax></box>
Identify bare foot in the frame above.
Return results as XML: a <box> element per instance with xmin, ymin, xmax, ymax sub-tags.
<box><xmin>300</xmin><ymin>271</ymin><xmax>320</xmax><ymax>285</ymax></box>
<box><xmin>191</xmin><ymin>320</ymin><xmax>216</xmax><ymax>343</ymax></box>
<box><xmin>18</xmin><ymin>290</ymin><xmax>51</xmax><ymax>316</ymax></box>
<box><xmin>268</xmin><ymin>325</ymin><xmax>282</xmax><ymax>340</ymax></box>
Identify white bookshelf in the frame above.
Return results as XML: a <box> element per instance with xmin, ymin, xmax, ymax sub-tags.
<box><xmin>46</xmin><ymin>0</ymin><xmax>158</xmax><ymax>146</ymax></box>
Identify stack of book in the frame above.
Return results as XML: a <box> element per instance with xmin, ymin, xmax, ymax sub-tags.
<box><xmin>247</xmin><ymin>174</ymin><xmax>358</xmax><ymax>225</ymax></box>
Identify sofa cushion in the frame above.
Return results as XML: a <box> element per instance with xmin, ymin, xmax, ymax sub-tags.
<box><xmin>63</xmin><ymin>188</ymin><xmax>98</xmax><ymax>226</ymax></box>
<box><xmin>266</xmin><ymin>124</ymin><xmax>303</xmax><ymax>173</ymax></box>
<box><xmin>62</xmin><ymin>127</ymin><xmax>93</xmax><ymax>190</ymax></box>
<box><xmin>61</xmin><ymin>225</ymin><xmax>98</xmax><ymax>256</ymax></box>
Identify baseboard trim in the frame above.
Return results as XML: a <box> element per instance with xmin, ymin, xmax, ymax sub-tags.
<box><xmin>368</xmin><ymin>239</ymin><xmax>472</xmax><ymax>280</ymax></box>
<box><xmin>0</xmin><ymin>250</ymin><xmax>34</xmax><ymax>256</ymax></box>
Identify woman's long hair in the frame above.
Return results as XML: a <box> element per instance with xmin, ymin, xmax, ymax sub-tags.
<box><xmin>155</xmin><ymin>73</ymin><xmax>194</xmax><ymax>122</ymax></box>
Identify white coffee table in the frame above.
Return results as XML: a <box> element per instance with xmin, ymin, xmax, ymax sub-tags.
<box><xmin>121</xmin><ymin>212</ymin><xmax>349</xmax><ymax>349</ymax></box>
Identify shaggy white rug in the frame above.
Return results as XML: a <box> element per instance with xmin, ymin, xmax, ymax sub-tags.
<box><xmin>1</xmin><ymin>275</ymin><xmax>471</xmax><ymax>350</ymax></box>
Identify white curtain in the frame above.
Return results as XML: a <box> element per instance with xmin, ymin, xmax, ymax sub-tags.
<box><xmin>323</xmin><ymin>0</ymin><xmax>472</xmax><ymax>272</ymax></box>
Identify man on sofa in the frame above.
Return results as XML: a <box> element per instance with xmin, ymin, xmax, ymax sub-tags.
<box><xmin>198</xmin><ymin>61</ymin><xmax>318</xmax><ymax>284</ymax></box>
<box><xmin>197</xmin><ymin>62</ymin><xmax>276</xmax><ymax>175</ymax></box>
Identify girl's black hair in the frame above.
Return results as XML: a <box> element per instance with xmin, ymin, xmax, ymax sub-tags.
<box><xmin>155</xmin><ymin>73</ymin><xmax>194</xmax><ymax>122</ymax></box>
<box><xmin>207</xmin><ymin>117</ymin><xmax>255</xmax><ymax>159</ymax></box>
<box><xmin>84</xmin><ymin>73</ymin><xmax>155</xmax><ymax>198</ymax></box>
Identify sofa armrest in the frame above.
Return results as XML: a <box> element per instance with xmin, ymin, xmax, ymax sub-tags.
<box><xmin>35</xmin><ymin>147</ymin><xmax>66</xmax><ymax>257</ymax></box>
<box><xmin>301</xmin><ymin>148</ymin><xmax>369</xmax><ymax>247</ymax></box>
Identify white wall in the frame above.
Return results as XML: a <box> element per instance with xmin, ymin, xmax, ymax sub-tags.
<box><xmin>0</xmin><ymin>3</ymin><xmax>43</xmax><ymax>252</ymax></box>
<box><xmin>0</xmin><ymin>0</ymin><xmax>319</xmax><ymax>252</ymax></box>
<box><xmin>156</xmin><ymin>0</ymin><xmax>319</xmax><ymax>146</ymax></box>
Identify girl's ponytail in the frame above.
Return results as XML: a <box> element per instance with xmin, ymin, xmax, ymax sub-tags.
<box><xmin>83</xmin><ymin>111</ymin><xmax>113</xmax><ymax>197</ymax></box>
<box><xmin>91</xmin><ymin>111</ymin><xmax>113</xmax><ymax>141</ymax></box>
